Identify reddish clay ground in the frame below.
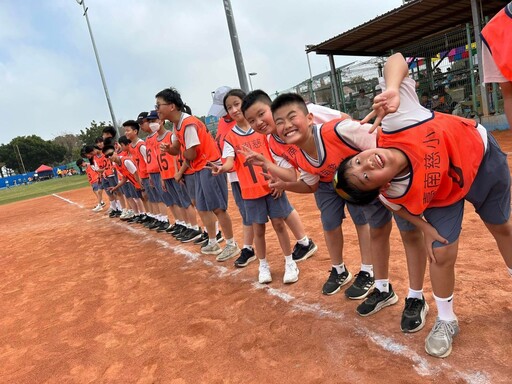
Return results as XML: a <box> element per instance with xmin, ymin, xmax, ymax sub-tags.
<box><xmin>1</xmin><ymin>131</ymin><xmax>512</xmax><ymax>384</ymax></box>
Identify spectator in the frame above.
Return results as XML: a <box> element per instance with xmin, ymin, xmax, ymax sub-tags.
<box><xmin>356</xmin><ymin>89</ymin><xmax>372</xmax><ymax>119</ymax></box>
<box><xmin>420</xmin><ymin>92</ymin><xmax>433</xmax><ymax>110</ymax></box>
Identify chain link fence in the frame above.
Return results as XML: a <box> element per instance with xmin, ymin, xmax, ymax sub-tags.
<box><xmin>280</xmin><ymin>22</ymin><xmax>504</xmax><ymax>120</ymax></box>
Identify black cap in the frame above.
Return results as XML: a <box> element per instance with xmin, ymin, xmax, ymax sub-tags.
<box><xmin>137</xmin><ymin>111</ymin><xmax>149</xmax><ymax>123</ymax></box>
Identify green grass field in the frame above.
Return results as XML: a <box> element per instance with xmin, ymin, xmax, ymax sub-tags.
<box><xmin>0</xmin><ymin>176</ymin><xmax>89</xmax><ymax>206</ymax></box>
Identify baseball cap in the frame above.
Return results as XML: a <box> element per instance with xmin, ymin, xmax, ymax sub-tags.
<box><xmin>137</xmin><ymin>111</ymin><xmax>149</xmax><ymax>123</ymax></box>
<box><xmin>208</xmin><ymin>86</ymin><xmax>232</xmax><ymax>118</ymax></box>
<box><xmin>147</xmin><ymin>110</ymin><xmax>159</xmax><ymax>120</ymax></box>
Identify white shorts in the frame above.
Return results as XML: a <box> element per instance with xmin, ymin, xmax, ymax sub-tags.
<box><xmin>482</xmin><ymin>42</ymin><xmax>508</xmax><ymax>84</ymax></box>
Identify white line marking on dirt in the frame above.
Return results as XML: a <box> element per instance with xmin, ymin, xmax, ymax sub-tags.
<box><xmin>52</xmin><ymin>194</ymin><xmax>84</xmax><ymax>208</ymax></box>
<box><xmin>65</xmin><ymin>196</ymin><xmax>491</xmax><ymax>384</ymax></box>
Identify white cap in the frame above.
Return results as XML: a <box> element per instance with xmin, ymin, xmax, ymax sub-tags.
<box><xmin>207</xmin><ymin>86</ymin><xmax>232</xmax><ymax>117</ymax></box>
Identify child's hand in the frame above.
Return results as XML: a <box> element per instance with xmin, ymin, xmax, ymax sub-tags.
<box><xmin>238</xmin><ymin>146</ymin><xmax>266</xmax><ymax>167</ymax></box>
<box><xmin>160</xmin><ymin>142</ymin><xmax>171</xmax><ymax>153</ymax></box>
<box><xmin>361</xmin><ymin>89</ymin><xmax>400</xmax><ymax>132</ymax></box>
<box><xmin>421</xmin><ymin>222</ymin><xmax>449</xmax><ymax>263</ymax></box>
<box><xmin>206</xmin><ymin>161</ymin><xmax>223</xmax><ymax>176</ymax></box>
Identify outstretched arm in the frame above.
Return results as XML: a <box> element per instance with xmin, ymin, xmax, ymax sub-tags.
<box><xmin>361</xmin><ymin>53</ymin><xmax>409</xmax><ymax>132</ymax></box>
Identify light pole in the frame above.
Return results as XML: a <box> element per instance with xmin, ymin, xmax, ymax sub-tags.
<box><xmin>248</xmin><ymin>72</ymin><xmax>257</xmax><ymax>91</ymax></box>
<box><xmin>305</xmin><ymin>45</ymin><xmax>317</xmax><ymax>103</ymax></box>
<box><xmin>75</xmin><ymin>0</ymin><xmax>119</xmax><ymax>136</ymax></box>
<box><xmin>223</xmin><ymin>0</ymin><xmax>250</xmax><ymax>92</ymax></box>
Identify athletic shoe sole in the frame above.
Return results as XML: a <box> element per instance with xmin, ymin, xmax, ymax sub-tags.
<box><xmin>357</xmin><ymin>292</ymin><xmax>399</xmax><ymax>317</ymax></box>
<box><xmin>283</xmin><ymin>268</ymin><xmax>300</xmax><ymax>284</ymax></box>
<box><xmin>345</xmin><ymin>281</ymin><xmax>375</xmax><ymax>300</ymax></box>
<box><xmin>402</xmin><ymin>301</ymin><xmax>429</xmax><ymax>333</ymax></box>
<box><xmin>181</xmin><ymin>233</ymin><xmax>203</xmax><ymax>243</ymax></box>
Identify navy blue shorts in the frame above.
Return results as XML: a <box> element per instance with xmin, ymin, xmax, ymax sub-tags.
<box><xmin>194</xmin><ymin>168</ymin><xmax>228</xmax><ymax>212</ymax></box>
<box><xmin>244</xmin><ymin>192</ymin><xmax>294</xmax><ymax>225</ymax></box>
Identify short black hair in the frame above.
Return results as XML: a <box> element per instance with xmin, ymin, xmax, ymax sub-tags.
<box><xmin>333</xmin><ymin>155</ymin><xmax>380</xmax><ymax>205</ymax></box>
<box><xmin>76</xmin><ymin>158</ymin><xmax>84</xmax><ymax>167</ymax></box>
<box><xmin>102</xmin><ymin>125</ymin><xmax>117</xmax><ymax>138</ymax></box>
<box><xmin>103</xmin><ymin>137</ymin><xmax>115</xmax><ymax>148</ymax></box>
<box><xmin>155</xmin><ymin>87</ymin><xmax>184</xmax><ymax>110</ymax></box>
<box><xmin>118</xmin><ymin>135</ymin><xmax>131</xmax><ymax>146</ymax></box>
<box><xmin>102</xmin><ymin>145</ymin><xmax>116</xmax><ymax>157</ymax></box>
<box><xmin>123</xmin><ymin>120</ymin><xmax>140</xmax><ymax>133</ymax></box>
<box><xmin>271</xmin><ymin>93</ymin><xmax>309</xmax><ymax>116</ymax></box>
<box><xmin>94</xmin><ymin>137</ymin><xmax>104</xmax><ymax>144</ymax></box>
<box><xmin>223</xmin><ymin>89</ymin><xmax>246</xmax><ymax>114</ymax></box>
<box><xmin>241</xmin><ymin>89</ymin><xmax>272</xmax><ymax>114</ymax></box>
<box><xmin>84</xmin><ymin>144</ymin><xmax>96</xmax><ymax>154</ymax></box>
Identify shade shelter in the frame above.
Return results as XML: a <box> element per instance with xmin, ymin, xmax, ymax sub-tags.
<box><xmin>35</xmin><ymin>164</ymin><xmax>54</xmax><ymax>180</ymax></box>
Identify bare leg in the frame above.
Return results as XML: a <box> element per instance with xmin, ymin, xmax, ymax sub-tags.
<box><xmin>369</xmin><ymin>222</ymin><xmax>392</xmax><ymax>279</ymax></box>
<box><xmin>253</xmin><ymin>223</ymin><xmax>266</xmax><ymax>260</ymax></box>
<box><xmin>284</xmin><ymin>209</ymin><xmax>306</xmax><ymax>240</ymax></box>
<box><xmin>355</xmin><ymin>223</ymin><xmax>372</xmax><ymax>266</ymax></box>
<box><xmin>270</xmin><ymin>218</ymin><xmax>292</xmax><ymax>256</ymax></box>
<box><xmin>484</xmin><ymin>220</ymin><xmax>512</xmax><ymax>269</ymax></box>
<box><xmin>213</xmin><ymin>208</ymin><xmax>234</xmax><ymax>239</ymax></box>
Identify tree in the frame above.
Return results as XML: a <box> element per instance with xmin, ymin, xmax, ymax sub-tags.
<box><xmin>78</xmin><ymin>120</ymin><xmax>110</xmax><ymax>146</ymax></box>
<box><xmin>53</xmin><ymin>133</ymin><xmax>82</xmax><ymax>164</ymax></box>
<box><xmin>0</xmin><ymin>135</ymin><xmax>66</xmax><ymax>173</ymax></box>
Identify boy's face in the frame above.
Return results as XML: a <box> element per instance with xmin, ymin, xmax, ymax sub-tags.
<box><xmin>139</xmin><ymin>119</ymin><xmax>150</xmax><ymax>133</ymax></box>
<box><xmin>344</xmin><ymin>148</ymin><xmax>397</xmax><ymax>191</ymax></box>
<box><xmin>120</xmin><ymin>143</ymin><xmax>129</xmax><ymax>152</ymax></box>
<box><xmin>244</xmin><ymin>101</ymin><xmax>275</xmax><ymax>135</ymax></box>
<box><xmin>273</xmin><ymin>103</ymin><xmax>313</xmax><ymax>145</ymax></box>
<box><xmin>102</xmin><ymin>133</ymin><xmax>113</xmax><ymax>140</ymax></box>
<box><xmin>96</xmin><ymin>141</ymin><xmax>104</xmax><ymax>149</ymax></box>
<box><xmin>125</xmin><ymin>127</ymin><xmax>137</xmax><ymax>141</ymax></box>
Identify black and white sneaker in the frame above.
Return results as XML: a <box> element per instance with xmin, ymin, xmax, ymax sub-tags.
<box><xmin>234</xmin><ymin>248</ymin><xmax>256</xmax><ymax>268</ymax></box>
<box><xmin>148</xmin><ymin>220</ymin><xmax>162</xmax><ymax>230</ymax></box>
<box><xmin>171</xmin><ymin>224</ymin><xmax>186</xmax><ymax>237</ymax></box>
<box><xmin>179</xmin><ymin>228</ymin><xmax>203</xmax><ymax>243</ymax></box>
<box><xmin>127</xmin><ymin>214</ymin><xmax>140</xmax><ymax>224</ymax></box>
<box><xmin>401</xmin><ymin>297</ymin><xmax>429</xmax><ymax>333</ymax></box>
<box><xmin>292</xmin><ymin>240</ymin><xmax>318</xmax><ymax>262</ymax></box>
<box><xmin>356</xmin><ymin>284</ymin><xmax>398</xmax><ymax>317</ymax></box>
<box><xmin>165</xmin><ymin>223</ymin><xmax>179</xmax><ymax>233</ymax></box>
<box><xmin>216</xmin><ymin>231</ymin><xmax>224</xmax><ymax>244</ymax></box>
<box><xmin>322</xmin><ymin>267</ymin><xmax>352</xmax><ymax>295</ymax></box>
<box><xmin>345</xmin><ymin>271</ymin><xmax>375</xmax><ymax>300</ymax></box>
<box><xmin>156</xmin><ymin>221</ymin><xmax>170</xmax><ymax>232</ymax></box>
<box><xmin>194</xmin><ymin>232</ymin><xmax>208</xmax><ymax>246</ymax></box>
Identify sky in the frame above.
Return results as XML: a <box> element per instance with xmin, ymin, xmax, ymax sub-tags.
<box><xmin>0</xmin><ymin>0</ymin><xmax>403</xmax><ymax>145</ymax></box>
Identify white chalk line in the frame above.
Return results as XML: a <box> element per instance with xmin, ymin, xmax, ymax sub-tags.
<box><xmin>54</xmin><ymin>194</ymin><xmax>491</xmax><ymax>384</ymax></box>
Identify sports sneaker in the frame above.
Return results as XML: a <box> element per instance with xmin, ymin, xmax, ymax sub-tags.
<box><xmin>234</xmin><ymin>248</ymin><xmax>256</xmax><ymax>268</ymax></box>
<box><xmin>171</xmin><ymin>224</ymin><xmax>186</xmax><ymax>237</ymax></box>
<box><xmin>322</xmin><ymin>267</ymin><xmax>353</xmax><ymax>295</ymax></box>
<box><xmin>119</xmin><ymin>209</ymin><xmax>129</xmax><ymax>220</ymax></box>
<box><xmin>345</xmin><ymin>271</ymin><xmax>375</xmax><ymax>300</ymax></box>
<box><xmin>143</xmin><ymin>217</ymin><xmax>155</xmax><ymax>227</ymax></box>
<box><xmin>120</xmin><ymin>210</ymin><xmax>135</xmax><ymax>221</ymax></box>
<box><xmin>92</xmin><ymin>204</ymin><xmax>103</xmax><ymax>212</ymax></box>
<box><xmin>425</xmin><ymin>317</ymin><xmax>459</xmax><ymax>358</ymax></box>
<box><xmin>356</xmin><ymin>284</ymin><xmax>398</xmax><ymax>316</ymax></box>
<box><xmin>258</xmin><ymin>264</ymin><xmax>272</xmax><ymax>284</ymax></box>
<box><xmin>105</xmin><ymin>207</ymin><xmax>114</xmax><ymax>215</ymax></box>
<box><xmin>100</xmin><ymin>201</ymin><xmax>106</xmax><ymax>207</ymax></box>
<box><xmin>292</xmin><ymin>240</ymin><xmax>318</xmax><ymax>262</ymax></box>
<box><xmin>216</xmin><ymin>243</ymin><xmax>241</xmax><ymax>262</ymax></box>
<box><xmin>156</xmin><ymin>221</ymin><xmax>170</xmax><ymax>232</ymax></box>
<box><xmin>109</xmin><ymin>209</ymin><xmax>119</xmax><ymax>218</ymax></box>
<box><xmin>148</xmin><ymin>220</ymin><xmax>162</xmax><ymax>230</ymax></box>
<box><xmin>401</xmin><ymin>297</ymin><xmax>429</xmax><ymax>333</ymax></box>
<box><xmin>201</xmin><ymin>242</ymin><xmax>222</xmax><ymax>255</ymax></box>
<box><xmin>127</xmin><ymin>214</ymin><xmax>141</xmax><ymax>224</ymax></box>
<box><xmin>216</xmin><ymin>231</ymin><xmax>224</xmax><ymax>244</ymax></box>
<box><xmin>114</xmin><ymin>210</ymin><xmax>122</xmax><ymax>217</ymax></box>
<box><xmin>194</xmin><ymin>232</ymin><xmax>208</xmax><ymax>246</ymax></box>
<box><xmin>283</xmin><ymin>261</ymin><xmax>299</xmax><ymax>284</ymax></box>
<box><xmin>179</xmin><ymin>228</ymin><xmax>203</xmax><ymax>243</ymax></box>
<box><xmin>165</xmin><ymin>223</ymin><xmax>179</xmax><ymax>233</ymax></box>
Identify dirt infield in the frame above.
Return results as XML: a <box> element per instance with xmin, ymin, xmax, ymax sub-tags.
<box><xmin>1</xmin><ymin>131</ymin><xmax>512</xmax><ymax>384</ymax></box>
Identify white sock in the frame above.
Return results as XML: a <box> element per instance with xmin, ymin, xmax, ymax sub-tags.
<box><xmin>407</xmin><ymin>288</ymin><xmax>424</xmax><ymax>300</ymax></box>
<box><xmin>243</xmin><ymin>244</ymin><xmax>253</xmax><ymax>251</ymax></box>
<box><xmin>297</xmin><ymin>236</ymin><xmax>309</xmax><ymax>246</ymax></box>
<box><xmin>333</xmin><ymin>263</ymin><xmax>346</xmax><ymax>274</ymax></box>
<box><xmin>226</xmin><ymin>238</ymin><xmax>235</xmax><ymax>246</ymax></box>
<box><xmin>215</xmin><ymin>221</ymin><xmax>219</xmax><ymax>234</ymax></box>
<box><xmin>434</xmin><ymin>293</ymin><xmax>457</xmax><ymax>321</ymax></box>
<box><xmin>115</xmin><ymin>200</ymin><xmax>121</xmax><ymax>210</ymax></box>
<box><xmin>284</xmin><ymin>255</ymin><xmax>293</xmax><ymax>263</ymax></box>
<box><xmin>208</xmin><ymin>238</ymin><xmax>218</xmax><ymax>246</ymax></box>
<box><xmin>110</xmin><ymin>202</ymin><xmax>115</xmax><ymax>209</ymax></box>
<box><xmin>192</xmin><ymin>225</ymin><xmax>199</xmax><ymax>230</ymax></box>
<box><xmin>508</xmin><ymin>266</ymin><xmax>512</xmax><ymax>277</ymax></box>
<box><xmin>375</xmin><ymin>279</ymin><xmax>389</xmax><ymax>293</ymax></box>
<box><xmin>259</xmin><ymin>258</ymin><xmax>269</xmax><ymax>267</ymax></box>
<box><xmin>360</xmin><ymin>263</ymin><xmax>373</xmax><ymax>277</ymax></box>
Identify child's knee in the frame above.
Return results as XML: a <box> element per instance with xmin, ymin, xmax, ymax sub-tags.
<box><xmin>270</xmin><ymin>218</ymin><xmax>286</xmax><ymax>232</ymax></box>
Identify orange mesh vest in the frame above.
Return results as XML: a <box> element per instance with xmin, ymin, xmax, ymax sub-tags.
<box><xmin>215</xmin><ymin>115</ymin><xmax>236</xmax><ymax>152</ymax></box>
<box><xmin>481</xmin><ymin>4</ymin><xmax>512</xmax><ymax>81</ymax></box>
<box><xmin>95</xmin><ymin>153</ymin><xmax>114</xmax><ymax>177</ymax></box>
<box><xmin>129</xmin><ymin>140</ymin><xmax>148</xmax><ymax>179</ymax></box>
<box><xmin>294</xmin><ymin>118</ymin><xmax>361</xmax><ymax>183</ymax></box>
<box><xmin>85</xmin><ymin>164</ymin><xmax>98</xmax><ymax>185</ymax></box>
<box><xmin>174</xmin><ymin>113</ymin><xmax>221</xmax><ymax>171</ymax></box>
<box><xmin>268</xmin><ymin>134</ymin><xmax>299</xmax><ymax>168</ymax></box>
<box><xmin>118</xmin><ymin>157</ymin><xmax>141</xmax><ymax>189</ymax></box>
<box><xmin>157</xmin><ymin>131</ymin><xmax>177</xmax><ymax>180</ymax></box>
<box><xmin>145</xmin><ymin>133</ymin><xmax>160</xmax><ymax>174</ymax></box>
<box><xmin>379</xmin><ymin>113</ymin><xmax>485</xmax><ymax>215</ymax></box>
<box><xmin>224</xmin><ymin>128</ymin><xmax>271</xmax><ymax>199</ymax></box>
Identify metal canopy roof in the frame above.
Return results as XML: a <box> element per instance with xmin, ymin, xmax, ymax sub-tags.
<box><xmin>308</xmin><ymin>0</ymin><xmax>507</xmax><ymax>57</ymax></box>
